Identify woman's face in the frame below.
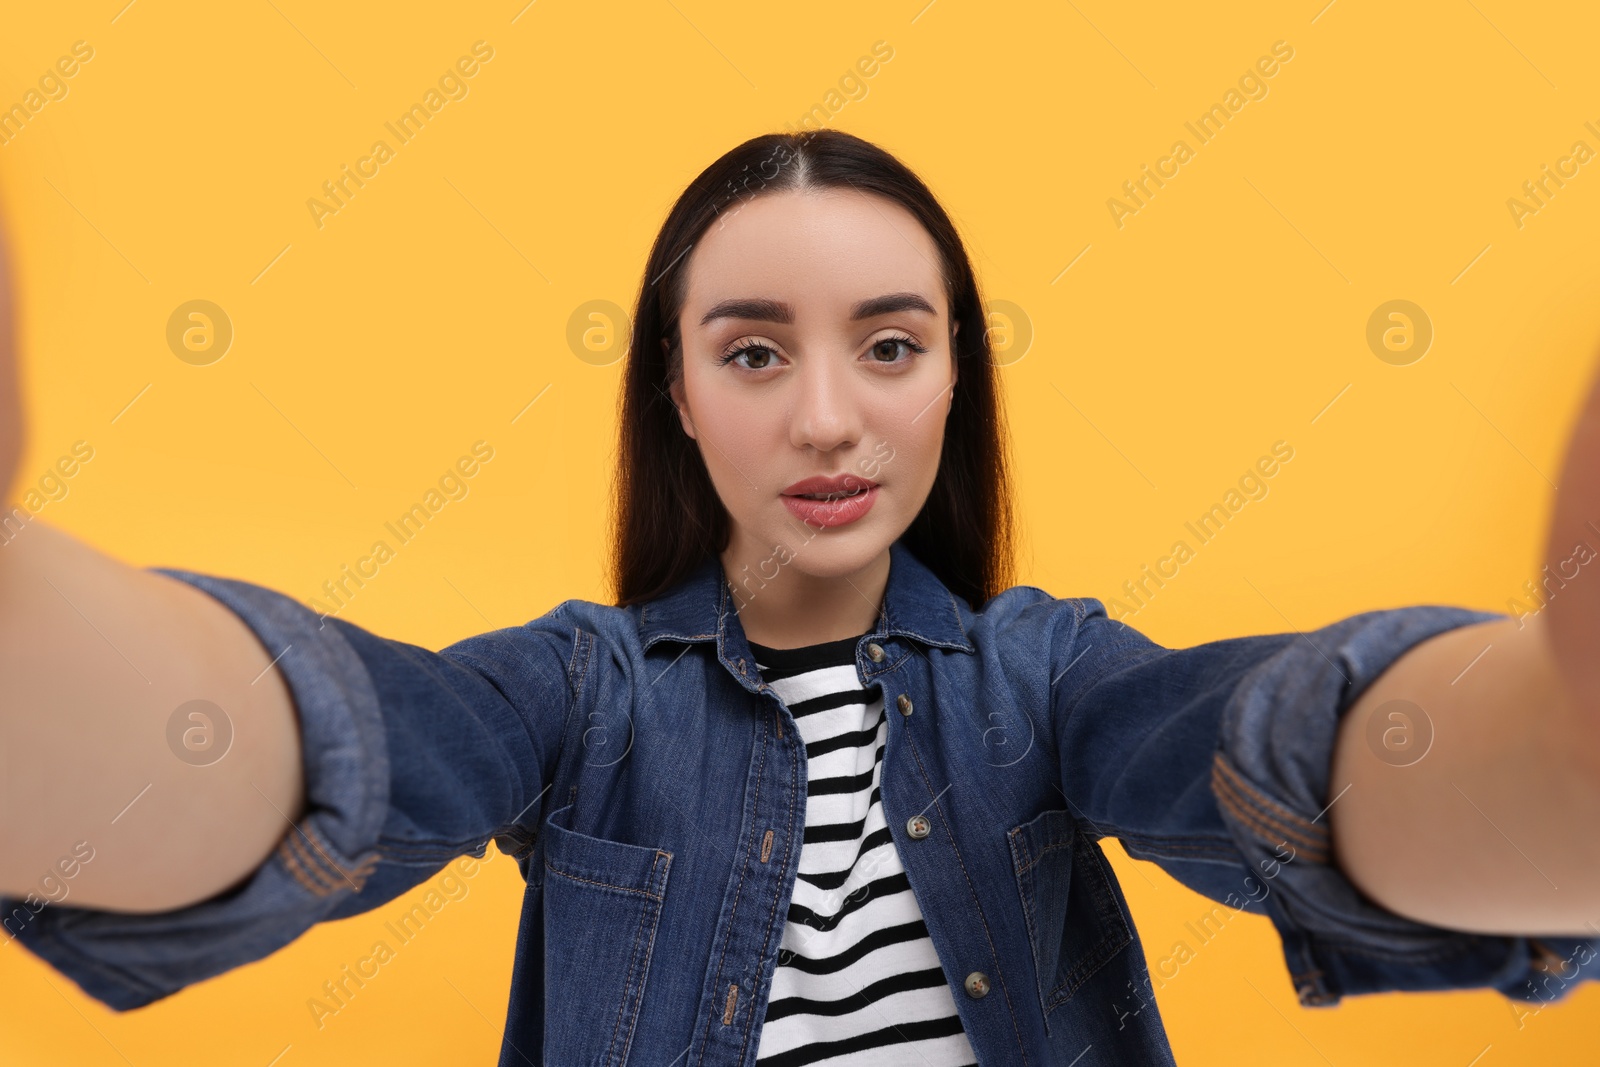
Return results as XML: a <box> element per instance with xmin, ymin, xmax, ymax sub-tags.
<box><xmin>668</xmin><ymin>187</ymin><xmax>958</xmax><ymax>582</ymax></box>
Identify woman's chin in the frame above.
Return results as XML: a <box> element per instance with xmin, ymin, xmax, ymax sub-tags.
<box><xmin>723</xmin><ymin>504</ymin><xmax>904</xmax><ymax>582</ymax></box>
<box><xmin>773</xmin><ymin>529</ymin><xmax>894</xmax><ymax>582</ymax></box>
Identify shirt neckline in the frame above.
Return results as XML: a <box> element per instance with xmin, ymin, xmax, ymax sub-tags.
<box><xmin>746</xmin><ymin>633</ymin><xmax>866</xmax><ymax>672</ymax></box>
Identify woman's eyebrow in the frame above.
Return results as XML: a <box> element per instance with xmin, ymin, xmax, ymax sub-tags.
<box><xmin>698</xmin><ymin>291</ymin><xmax>937</xmax><ymax>327</ymax></box>
<box><xmin>851</xmin><ymin>292</ymin><xmax>937</xmax><ymax>320</ymax></box>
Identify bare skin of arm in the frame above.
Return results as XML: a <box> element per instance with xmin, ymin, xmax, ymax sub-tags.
<box><xmin>0</xmin><ymin>228</ymin><xmax>306</xmax><ymax>914</ymax></box>
<box><xmin>1330</xmin><ymin>611</ymin><xmax>1600</xmax><ymax>935</ymax></box>
<box><xmin>1330</xmin><ymin>356</ymin><xmax>1600</xmax><ymax>937</ymax></box>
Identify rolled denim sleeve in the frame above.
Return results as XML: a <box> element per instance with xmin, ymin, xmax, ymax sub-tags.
<box><xmin>1052</xmin><ymin>596</ymin><xmax>1600</xmax><ymax>1009</ymax></box>
<box><xmin>1</xmin><ymin>567</ymin><xmax>581</xmax><ymax>1011</ymax></box>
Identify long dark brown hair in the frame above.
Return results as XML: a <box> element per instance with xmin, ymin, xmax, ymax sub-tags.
<box><xmin>609</xmin><ymin>129</ymin><xmax>1015</xmax><ymax>611</ymax></box>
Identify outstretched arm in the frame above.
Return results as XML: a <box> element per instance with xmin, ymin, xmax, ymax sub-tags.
<box><xmin>1330</xmin><ymin>356</ymin><xmax>1600</xmax><ymax>936</ymax></box>
<box><xmin>0</xmin><ymin>217</ymin><xmax>20</xmax><ymax>504</ymax></box>
<box><xmin>0</xmin><ymin>523</ymin><xmax>309</xmax><ymax>913</ymax></box>
<box><xmin>0</xmin><ymin>198</ymin><xmax>575</xmax><ymax>1017</ymax></box>
<box><xmin>0</xmin><ymin>218</ymin><xmax>307</xmax><ymax>914</ymax></box>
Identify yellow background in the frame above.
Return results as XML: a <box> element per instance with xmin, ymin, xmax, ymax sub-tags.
<box><xmin>3</xmin><ymin>0</ymin><xmax>1599</xmax><ymax>1063</ymax></box>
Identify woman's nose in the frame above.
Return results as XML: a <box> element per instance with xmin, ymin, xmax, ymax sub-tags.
<box><xmin>789</xmin><ymin>357</ymin><xmax>862</xmax><ymax>453</ymax></box>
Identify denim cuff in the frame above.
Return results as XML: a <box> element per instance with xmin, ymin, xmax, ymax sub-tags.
<box><xmin>1</xmin><ymin>568</ymin><xmax>389</xmax><ymax>1011</ymax></box>
<box><xmin>1210</xmin><ymin>603</ymin><xmax>1600</xmax><ymax>1007</ymax></box>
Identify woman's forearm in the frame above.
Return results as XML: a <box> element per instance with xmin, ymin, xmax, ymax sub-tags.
<box><xmin>0</xmin><ymin>520</ymin><xmax>306</xmax><ymax>913</ymax></box>
<box><xmin>1327</xmin><ymin>611</ymin><xmax>1600</xmax><ymax>935</ymax></box>
<box><xmin>0</xmin><ymin>223</ymin><xmax>21</xmax><ymax>509</ymax></box>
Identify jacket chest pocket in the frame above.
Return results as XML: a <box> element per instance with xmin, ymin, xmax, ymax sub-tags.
<box><xmin>1007</xmin><ymin>807</ymin><xmax>1132</xmax><ymax>1019</ymax></box>
<box><xmin>542</xmin><ymin>803</ymin><xmax>673</xmax><ymax>1066</ymax></box>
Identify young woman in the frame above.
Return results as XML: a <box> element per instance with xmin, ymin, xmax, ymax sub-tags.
<box><xmin>3</xmin><ymin>129</ymin><xmax>1600</xmax><ymax>1066</ymax></box>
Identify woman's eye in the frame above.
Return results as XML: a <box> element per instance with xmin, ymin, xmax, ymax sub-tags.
<box><xmin>718</xmin><ymin>344</ymin><xmax>779</xmax><ymax>370</ymax></box>
<box><xmin>867</xmin><ymin>335</ymin><xmax>927</xmax><ymax>364</ymax></box>
<box><xmin>718</xmin><ymin>335</ymin><xmax>925</xmax><ymax>370</ymax></box>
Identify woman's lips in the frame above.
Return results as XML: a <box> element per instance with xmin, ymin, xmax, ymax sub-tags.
<box><xmin>781</xmin><ymin>485</ymin><xmax>879</xmax><ymax>528</ymax></box>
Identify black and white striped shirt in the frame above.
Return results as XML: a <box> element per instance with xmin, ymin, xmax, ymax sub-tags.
<box><xmin>749</xmin><ymin>634</ymin><xmax>979</xmax><ymax>1067</ymax></box>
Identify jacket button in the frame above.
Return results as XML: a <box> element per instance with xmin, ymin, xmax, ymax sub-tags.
<box><xmin>867</xmin><ymin>642</ymin><xmax>885</xmax><ymax>662</ymax></box>
<box><xmin>897</xmin><ymin>694</ymin><xmax>913</xmax><ymax>716</ymax></box>
<box><xmin>906</xmin><ymin>814</ymin><xmax>931</xmax><ymax>839</ymax></box>
<box><xmin>1296</xmin><ymin>983</ymin><xmax>1331</xmax><ymax>1005</ymax></box>
<box><xmin>964</xmin><ymin>971</ymin><xmax>990</xmax><ymax>998</ymax></box>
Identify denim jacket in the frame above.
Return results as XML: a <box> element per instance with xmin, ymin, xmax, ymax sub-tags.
<box><xmin>6</xmin><ymin>539</ymin><xmax>1598</xmax><ymax>1065</ymax></box>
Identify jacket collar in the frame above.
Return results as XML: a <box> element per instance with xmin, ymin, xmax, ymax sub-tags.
<box><xmin>638</xmin><ymin>539</ymin><xmax>975</xmax><ymax>683</ymax></box>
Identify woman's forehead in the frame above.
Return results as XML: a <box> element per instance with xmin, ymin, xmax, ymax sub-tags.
<box><xmin>682</xmin><ymin>190</ymin><xmax>945</xmax><ymax>323</ymax></box>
